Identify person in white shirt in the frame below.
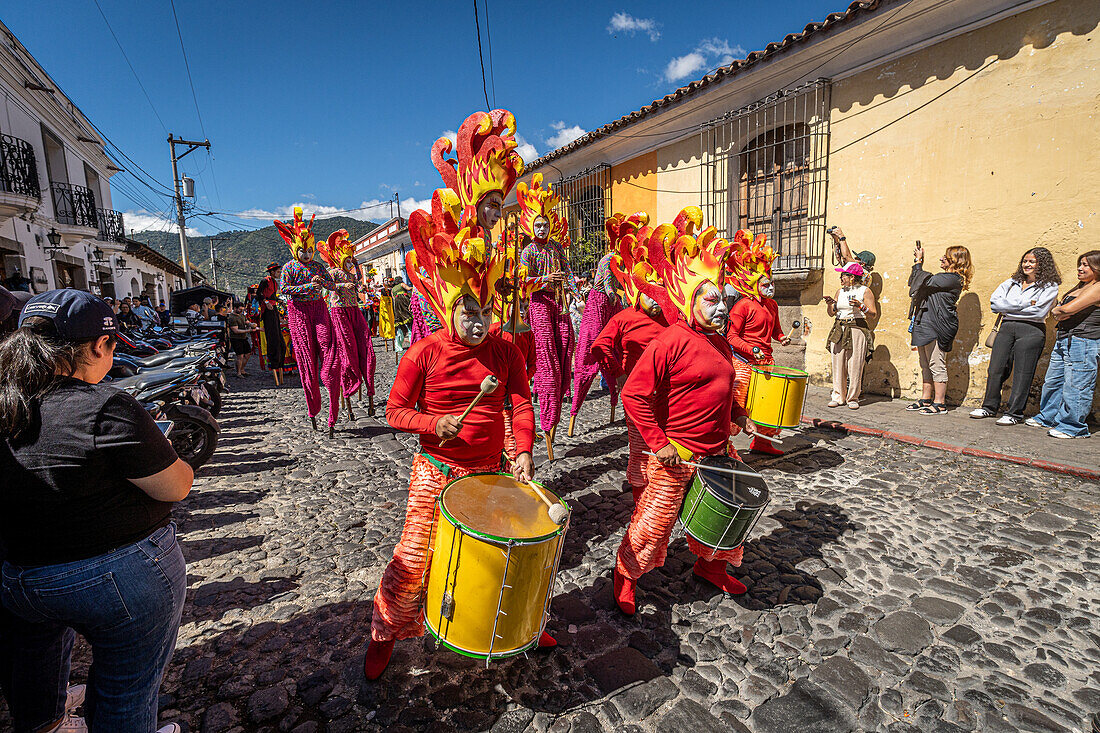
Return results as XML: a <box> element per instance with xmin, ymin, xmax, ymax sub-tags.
<box><xmin>970</xmin><ymin>247</ymin><xmax>1061</xmax><ymax>424</ymax></box>
<box><xmin>132</xmin><ymin>297</ymin><xmax>159</xmax><ymax>330</ymax></box>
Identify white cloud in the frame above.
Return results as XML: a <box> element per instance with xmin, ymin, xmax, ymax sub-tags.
<box><xmin>514</xmin><ymin>134</ymin><xmax>538</xmax><ymax>164</ymax></box>
<box><xmin>608</xmin><ymin>12</ymin><xmax>660</xmax><ymax>41</ymax></box>
<box><xmin>233</xmin><ymin>197</ymin><xmax>434</xmax><ymax>225</ymax></box>
<box><xmin>124</xmin><ymin>209</ymin><xmax>201</xmax><ymax>237</ymax></box>
<box><xmin>440</xmin><ymin>130</ymin><xmax>457</xmax><ymax>149</ymax></box>
<box><xmin>546</xmin><ymin>121</ymin><xmax>586</xmax><ymax>149</ymax></box>
<box><xmin>664</xmin><ymin>37</ymin><xmax>747</xmax><ymax>82</ymax></box>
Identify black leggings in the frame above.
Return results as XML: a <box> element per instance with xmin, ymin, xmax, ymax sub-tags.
<box><xmin>261</xmin><ymin>309</ymin><xmax>286</xmax><ymax>369</ymax></box>
<box><xmin>982</xmin><ymin>320</ymin><xmax>1046</xmax><ymax>417</ymax></box>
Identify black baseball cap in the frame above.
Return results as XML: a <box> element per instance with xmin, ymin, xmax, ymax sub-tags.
<box><xmin>854</xmin><ymin>250</ymin><xmax>876</xmax><ymax>267</ymax></box>
<box><xmin>19</xmin><ymin>288</ymin><xmax>117</xmax><ymax>340</ymax></box>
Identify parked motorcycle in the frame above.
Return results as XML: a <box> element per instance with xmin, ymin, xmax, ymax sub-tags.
<box><xmin>110</xmin><ymin>371</ymin><xmax>220</xmax><ymax>469</ymax></box>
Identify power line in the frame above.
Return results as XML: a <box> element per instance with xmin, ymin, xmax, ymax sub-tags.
<box><xmin>472</xmin><ymin>0</ymin><xmax>491</xmax><ymax>109</ymax></box>
<box><xmin>91</xmin><ymin>0</ymin><xmax>168</xmax><ymax>134</ymax></box>
<box><xmin>482</xmin><ymin>0</ymin><xmax>497</xmax><ymax>107</ymax></box>
<box><xmin>169</xmin><ymin>0</ymin><xmax>207</xmax><ymax>139</ymax></box>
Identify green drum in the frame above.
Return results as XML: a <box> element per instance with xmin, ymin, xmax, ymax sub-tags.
<box><xmin>679</xmin><ymin>455</ymin><xmax>769</xmax><ymax>554</ymax></box>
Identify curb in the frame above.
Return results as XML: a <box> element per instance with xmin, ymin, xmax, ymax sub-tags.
<box><xmin>800</xmin><ymin>417</ymin><xmax>1100</xmax><ymax>481</ymax></box>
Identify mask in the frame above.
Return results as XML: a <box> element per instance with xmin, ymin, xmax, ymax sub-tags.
<box><xmin>453</xmin><ymin>295</ymin><xmax>493</xmax><ymax>346</ymax></box>
<box><xmin>639</xmin><ymin>293</ymin><xmax>662</xmax><ymax>317</ymax></box>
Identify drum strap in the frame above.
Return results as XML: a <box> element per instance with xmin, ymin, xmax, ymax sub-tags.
<box><xmin>418</xmin><ymin>452</ymin><xmax>453</xmax><ymax>478</ymax></box>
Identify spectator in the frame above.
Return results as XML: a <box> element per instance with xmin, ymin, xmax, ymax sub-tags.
<box><xmin>391</xmin><ymin>278</ymin><xmax>412</xmax><ymax>354</ymax></box>
<box><xmin>200</xmin><ymin>297</ymin><xmax>213</xmax><ymax>320</ymax></box>
<box><xmin>116</xmin><ymin>302</ymin><xmax>141</xmax><ymax>332</ymax></box>
<box><xmin>155</xmin><ymin>302</ymin><xmax>168</xmax><ymax>322</ymax></box>
<box><xmin>4</xmin><ymin>268</ymin><xmax>31</xmax><ymax>292</ymax></box>
<box><xmin>227</xmin><ymin>303</ymin><xmax>257</xmax><ymax>377</ymax></box>
<box><xmin>1026</xmin><ymin>250</ymin><xmax>1100</xmax><ymax>438</ymax></box>
<box><xmin>971</xmin><ymin>248</ymin><xmax>1061</xmax><ymax>424</ymax></box>
<box><xmin>828</xmin><ymin>226</ymin><xmax>876</xmax><ymax>273</ymax></box>
<box><xmin>133</xmin><ymin>297</ymin><xmax>160</xmax><ymax>329</ymax></box>
<box><xmin>0</xmin><ymin>289</ymin><xmax>190</xmax><ymax>733</ymax></box>
<box><xmin>907</xmin><ymin>243</ymin><xmax>973</xmax><ymax>414</ymax></box>
<box><xmin>184</xmin><ymin>302</ymin><xmax>202</xmax><ymax>334</ymax></box>
<box><xmin>824</xmin><ymin>261</ymin><xmax>877</xmax><ymax>409</ymax></box>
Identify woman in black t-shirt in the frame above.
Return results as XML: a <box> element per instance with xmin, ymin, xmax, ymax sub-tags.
<box><xmin>0</xmin><ymin>289</ymin><xmax>192</xmax><ymax>733</ymax></box>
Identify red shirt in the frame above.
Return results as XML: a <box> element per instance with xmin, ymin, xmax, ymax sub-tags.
<box><xmin>727</xmin><ymin>297</ymin><xmax>785</xmax><ymax>362</ymax></box>
<box><xmin>387</xmin><ymin>330</ymin><xmax>535</xmax><ymax>469</ymax></box>
<box><xmin>622</xmin><ymin>320</ymin><xmax>748</xmax><ymax>457</ymax></box>
<box><xmin>590</xmin><ymin>308</ymin><xmax>670</xmax><ymax>381</ymax></box>
<box><xmin>489</xmin><ymin>322</ymin><xmax>536</xmax><ymax>380</ymax></box>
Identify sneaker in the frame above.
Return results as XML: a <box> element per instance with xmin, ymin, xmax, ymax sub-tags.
<box><xmin>1048</xmin><ymin>429</ymin><xmax>1078</xmax><ymax>439</ymax></box>
<box><xmin>827</xmin><ymin>400</ymin><xmax>842</xmax><ymax>408</ymax></box>
<box><xmin>969</xmin><ymin>408</ymin><xmax>995</xmax><ymax>419</ymax></box>
<box><xmin>48</xmin><ymin>716</ymin><xmax>88</xmax><ymax>733</ymax></box>
<box><xmin>847</xmin><ymin>401</ymin><xmax>859</xmax><ymax>410</ymax></box>
<box><xmin>1024</xmin><ymin>417</ymin><xmax>1046</xmax><ymax>428</ymax></box>
<box><xmin>156</xmin><ymin>725</ymin><xmax>182</xmax><ymax>733</ymax></box>
<box><xmin>65</xmin><ymin>684</ymin><xmax>86</xmax><ymax>714</ymax></box>
<box><xmin>995</xmin><ymin>415</ymin><xmax>1020</xmax><ymax>426</ymax></box>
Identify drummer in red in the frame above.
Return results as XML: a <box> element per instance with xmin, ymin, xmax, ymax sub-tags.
<box><xmin>614</xmin><ymin>209</ymin><xmax>758</xmax><ymax>614</ymax></box>
<box><xmin>488</xmin><ymin>264</ymin><xmax>537</xmax><ymax>467</ymax></box>
<box><xmin>590</xmin><ymin>212</ymin><xmax>672</xmax><ymax>502</ymax></box>
<box><xmin>725</xmin><ymin>230</ymin><xmax>790</xmax><ymax>455</ymax></box>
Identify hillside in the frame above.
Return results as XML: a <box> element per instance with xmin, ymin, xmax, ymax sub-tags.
<box><xmin>131</xmin><ymin>216</ymin><xmax>380</xmax><ymax>295</ymax></box>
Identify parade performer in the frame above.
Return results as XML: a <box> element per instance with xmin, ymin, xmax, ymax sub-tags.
<box><xmin>519</xmin><ymin>173</ymin><xmax>581</xmax><ymax>458</ymax></box>
<box><xmin>614</xmin><ymin>208</ymin><xmax>758</xmax><ymax>615</ymax></box>
<box><xmin>276</xmin><ymin>208</ymin><xmax>341</xmax><ymax>432</ymax></box>
<box><xmin>379</xmin><ymin>277</ymin><xmax>396</xmax><ymax>343</ymax></box>
<box><xmin>725</xmin><ymin>230</ymin><xmax>789</xmax><ymax>455</ymax></box>
<box><xmin>258</xmin><ymin>262</ymin><xmax>288</xmax><ymax>385</ymax></box>
<box><xmin>318</xmin><ymin>229</ymin><xmax>376</xmax><ymax>418</ymax></box>
<box><xmin>489</xmin><ymin>262</ymin><xmax>538</xmax><ymax>467</ymax></box>
<box><xmin>591</xmin><ymin>212</ymin><xmax>673</xmax><ymax>501</ymax></box>
<box><xmin>365</xmin><ymin>109</ymin><xmax>549</xmax><ymax>680</ymax></box>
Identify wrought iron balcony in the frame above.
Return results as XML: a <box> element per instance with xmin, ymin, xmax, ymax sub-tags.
<box><xmin>50</xmin><ymin>182</ymin><xmax>98</xmax><ymax>229</ymax></box>
<box><xmin>0</xmin><ymin>134</ymin><xmax>41</xmax><ymax>199</ymax></box>
<box><xmin>96</xmin><ymin>208</ymin><xmax>125</xmax><ymax>242</ymax></box>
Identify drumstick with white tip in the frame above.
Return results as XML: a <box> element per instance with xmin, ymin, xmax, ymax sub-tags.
<box><xmin>439</xmin><ymin>375</ymin><xmax>500</xmax><ymax>445</ymax></box>
<box><xmin>525</xmin><ymin>480</ymin><xmax>569</xmax><ymax>525</ymax></box>
<box><xmin>746</xmin><ymin>431</ymin><xmax>783</xmax><ymax>445</ymax></box>
<box><xmin>644</xmin><ymin>452</ymin><xmax>760</xmax><ymax>478</ymax></box>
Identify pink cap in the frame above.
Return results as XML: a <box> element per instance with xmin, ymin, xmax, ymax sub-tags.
<box><xmin>835</xmin><ymin>262</ymin><xmax>865</xmax><ymax>277</ymax></box>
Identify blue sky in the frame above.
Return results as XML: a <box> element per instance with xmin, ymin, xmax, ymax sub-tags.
<box><xmin>4</xmin><ymin>1</ymin><xmax>845</xmax><ymax>235</ymax></box>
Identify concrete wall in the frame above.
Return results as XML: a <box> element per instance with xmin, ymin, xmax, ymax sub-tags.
<box><xmin>804</xmin><ymin>0</ymin><xmax>1100</xmax><ymax>413</ymax></box>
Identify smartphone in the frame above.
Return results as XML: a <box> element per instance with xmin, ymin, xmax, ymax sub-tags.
<box><xmin>155</xmin><ymin>420</ymin><xmax>174</xmax><ymax>437</ymax></box>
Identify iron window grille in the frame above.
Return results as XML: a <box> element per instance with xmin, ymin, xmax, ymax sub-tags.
<box><xmin>0</xmin><ymin>134</ymin><xmax>41</xmax><ymax>199</ymax></box>
<box><xmin>96</xmin><ymin>209</ymin><xmax>125</xmax><ymax>242</ymax></box>
<box><xmin>551</xmin><ymin>164</ymin><xmax>611</xmax><ymax>276</ymax></box>
<box><xmin>700</xmin><ymin>79</ymin><xmax>830</xmax><ymax>272</ymax></box>
<box><xmin>50</xmin><ymin>182</ymin><xmax>99</xmax><ymax>229</ymax></box>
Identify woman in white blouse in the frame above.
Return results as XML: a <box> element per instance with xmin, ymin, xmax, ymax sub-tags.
<box><xmin>970</xmin><ymin>247</ymin><xmax>1061</xmax><ymax>424</ymax></box>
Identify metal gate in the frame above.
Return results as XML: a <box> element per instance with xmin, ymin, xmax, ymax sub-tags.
<box><xmin>551</xmin><ymin>164</ymin><xmax>611</xmax><ymax>276</ymax></box>
<box><xmin>700</xmin><ymin>79</ymin><xmax>830</xmax><ymax>272</ymax></box>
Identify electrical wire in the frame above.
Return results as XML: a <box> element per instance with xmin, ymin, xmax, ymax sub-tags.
<box><xmin>472</xmin><ymin>0</ymin><xmax>491</xmax><ymax>110</ymax></box>
<box><xmin>482</xmin><ymin>0</ymin><xmax>497</xmax><ymax>108</ymax></box>
<box><xmin>91</xmin><ymin>0</ymin><xmax>168</xmax><ymax>134</ymax></box>
<box><xmin>169</xmin><ymin>0</ymin><xmax>207</xmax><ymax>140</ymax></box>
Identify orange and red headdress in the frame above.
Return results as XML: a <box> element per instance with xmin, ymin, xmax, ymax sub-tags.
<box><xmin>316</xmin><ymin>229</ymin><xmax>356</xmax><ymax>271</ymax></box>
<box><xmin>641</xmin><ymin>207</ymin><xmax>734</xmax><ymax>322</ymax></box>
<box><xmin>726</xmin><ymin>229</ymin><xmax>775</xmax><ymax>300</ymax></box>
<box><xmin>431</xmin><ymin>110</ymin><xmax>524</xmax><ymax>234</ymax></box>
<box><xmin>516</xmin><ymin>173</ymin><xmax>568</xmax><ymax>245</ymax></box>
<box><xmin>274</xmin><ymin>207</ymin><xmax>316</xmax><ymax>260</ymax></box>
<box><xmin>606</xmin><ymin>211</ymin><xmax>665</xmax><ymax>313</ymax></box>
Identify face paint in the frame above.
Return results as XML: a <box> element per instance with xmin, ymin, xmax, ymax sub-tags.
<box><xmin>453</xmin><ymin>295</ymin><xmax>493</xmax><ymax>345</ymax></box>
<box><xmin>759</xmin><ymin>278</ymin><xmax>775</xmax><ymax>299</ymax></box>
<box><xmin>297</xmin><ymin>246</ymin><xmax>315</xmax><ymax>264</ymax></box>
<box><xmin>639</xmin><ymin>293</ymin><xmax>661</xmax><ymax>317</ymax></box>
<box><xmin>532</xmin><ymin>216</ymin><xmax>551</xmax><ymax>243</ymax></box>
<box><xmin>343</xmin><ymin>257</ymin><xmax>358</xmax><ymax>274</ymax></box>
<box><xmin>478</xmin><ymin>192</ymin><xmax>504</xmax><ymax>232</ymax></box>
<box><xmin>691</xmin><ymin>281</ymin><xmax>728</xmax><ymax>332</ymax></box>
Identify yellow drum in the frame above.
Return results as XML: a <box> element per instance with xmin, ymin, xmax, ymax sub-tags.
<box><xmin>745</xmin><ymin>365</ymin><xmax>808</xmax><ymax>430</ymax></box>
<box><xmin>425</xmin><ymin>473</ymin><xmax>568</xmax><ymax>661</ymax></box>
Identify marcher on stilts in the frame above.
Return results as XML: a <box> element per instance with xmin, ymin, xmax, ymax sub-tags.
<box><xmin>568</xmin><ymin>226</ymin><xmax>623</xmax><ymax>437</ymax></box>
<box><xmin>725</xmin><ymin>230</ymin><xmax>789</xmax><ymax>456</ymax></box>
<box><xmin>519</xmin><ymin>173</ymin><xmax>581</xmax><ymax>460</ymax></box>
<box><xmin>613</xmin><ymin>207</ymin><xmax>759</xmax><ymax>615</ymax></box>
<box><xmin>317</xmin><ymin>229</ymin><xmax>377</xmax><ymax>419</ymax></box>
<box><xmin>365</xmin><ymin>109</ymin><xmax>553</xmax><ymax>681</ymax></box>
<box><xmin>276</xmin><ymin>208</ymin><xmax>342</xmax><ymax>433</ymax></box>
<box><xmin>590</xmin><ymin>212</ymin><xmax>673</xmax><ymax>503</ymax></box>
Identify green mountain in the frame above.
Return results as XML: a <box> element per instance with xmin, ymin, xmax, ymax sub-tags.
<box><xmin>131</xmin><ymin>216</ymin><xmax>380</xmax><ymax>295</ymax></box>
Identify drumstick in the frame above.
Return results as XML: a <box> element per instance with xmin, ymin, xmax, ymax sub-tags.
<box><xmin>439</xmin><ymin>375</ymin><xmax>500</xmax><ymax>445</ymax></box>
<box><xmin>746</xmin><ymin>430</ymin><xmax>783</xmax><ymax>445</ymax></box>
<box><xmin>526</xmin><ymin>479</ymin><xmax>569</xmax><ymax>525</ymax></box>
<box><xmin>643</xmin><ymin>452</ymin><xmax>760</xmax><ymax>478</ymax></box>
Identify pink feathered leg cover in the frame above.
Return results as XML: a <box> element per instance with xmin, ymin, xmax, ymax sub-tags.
<box><xmin>331</xmin><ymin>305</ymin><xmax>376</xmax><ymax>398</ymax></box>
<box><xmin>570</xmin><ymin>289</ymin><xmax>621</xmax><ymax>418</ymax></box>
<box><xmin>528</xmin><ymin>292</ymin><xmax>574</xmax><ymax>434</ymax></box>
<box><xmin>286</xmin><ymin>299</ymin><xmax>341</xmax><ymax>425</ymax></box>
<box><xmin>616</xmin><ymin>456</ymin><xmax>744</xmax><ymax>580</ymax></box>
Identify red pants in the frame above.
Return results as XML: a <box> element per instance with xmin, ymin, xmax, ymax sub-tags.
<box><xmin>730</xmin><ymin>357</ymin><xmax>780</xmax><ymax>439</ymax></box>
<box><xmin>286</xmin><ymin>299</ymin><xmax>341</xmax><ymax>425</ymax></box>
<box><xmin>331</xmin><ymin>305</ymin><xmax>376</xmax><ymax>398</ymax></box>
<box><xmin>371</xmin><ymin>455</ymin><xmax>499</xmax><ymax>642</ymax></box>
<box><xmin>616</xmin><ymin>455</ymin><xmax>743</xmax><ymax>580</ymax></box>
<box><xmin>626</xmin><ymin>417</ymin><xmax>646</xmax><ymax>489</ymax></box>
<box><xmin>529</xmin><ymin>292</ymin><xmax>574</xmax><ymax>433</ymax></box>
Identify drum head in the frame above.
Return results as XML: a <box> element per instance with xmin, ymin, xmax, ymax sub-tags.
<box><xmin>441</xmin><ymin>473</ymin><xmax>564</xmax><ymax>543</ymax></box>
<box><xmin>750</xmin><ymin>364</ymin><xmax>809</xmax><ymax>379</ymax></box>
<box><xmin>695</xmin><ymin>456</ymin><xmax>769</xmax><ymax>508</ymax></box>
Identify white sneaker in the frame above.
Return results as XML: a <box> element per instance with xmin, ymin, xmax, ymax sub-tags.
<box><xmin>1024</xmin><ymin>417</ymin><xmax>1046</xmax><ymax>428</ymax></box>
<box><xmin>157</xmin><ymin>724</ymin><xmax>182</xmax><ymax>733</ymax></box>
<box><xmin>47</xmin><ymin>715</ymin><xmax>88</xmax><ymax>733</ymax></box>
<box><xmin>995</xmin><ymin>415</ymin><xmax>1020</xmax><ymax>426</ymax></box>
<box><xmin>969</xmin><ymin>408</ymin><xmax>995</xmax><ymax>419</ymax></box>
<box><xmin>1048</xmin><ymin>429</ymin><xmax>1077</xmax><ymax>439</ymax></box>
<box><xmin>64</xmin><ymin>684</ymin><xmax>86</xmax><ymax>714</ymax></box>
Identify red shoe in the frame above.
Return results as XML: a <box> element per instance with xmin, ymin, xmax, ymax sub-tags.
<box><xmin>693</xmin><ymin>558</ymin><xmax>748</xmax><ymax>594</ymax></box>
<box><xmin>749</xmin><ymin>437</ymin><xmax>784</xmax><ymax>456</ymax></box>
<box><xmin>537</xmin><ymin>630</ymin><xmax>557</xmax><ymax>648</ymax></box>
<box><xmin>363</xmin><ymin>639</ymin><xmax>395</xmax><ymax>680</ymax></box>
<box><xmin>613</xmin><ymin>568</ymin><xmax>636</xmax><ymax>615</ymax></box>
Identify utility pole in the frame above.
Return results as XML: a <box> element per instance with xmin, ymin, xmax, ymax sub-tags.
<box><xmin>394</xmin><ymin>191</ymin><xmax>401</xmax><ymax>223</ymax></box>
<box><xmin>209</xmin><ymin>235</ymin><xmax>229</xmax><ymax>290</ymax></box>
<box><xmin>168</xmin><ymin>134</ymin><xmax>210</xmax><ymax>289</ymax></box>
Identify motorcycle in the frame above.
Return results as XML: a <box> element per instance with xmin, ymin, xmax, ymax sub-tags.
<box><xmin>114</xmin><ymin>371</ymin><xmax>220</xmax><ymax>469</ymax></box>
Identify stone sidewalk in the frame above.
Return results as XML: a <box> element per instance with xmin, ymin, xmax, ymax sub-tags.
<box><xmin>802</xmin><ymin>385</ymin><xmax>1100</xmax><ymax>478</ymax></box>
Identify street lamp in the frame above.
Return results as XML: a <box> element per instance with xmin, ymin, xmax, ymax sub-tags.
<box><xmin>46</xmin><ymin>228</ymin><xmax>61</xmax><ymax>248</ymax></box>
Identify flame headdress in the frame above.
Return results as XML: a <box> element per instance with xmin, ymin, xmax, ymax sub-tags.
<box><xmin>516</xmin><ymin>172</ymin><xmax>567</xmax><ymax>244</ymax></box>
<box><xmin>316</xmin><ymin>229</ymin><xmax>356</xmax><ymax>270</ymax></box>
<box><xmin>726</xmin><ymin>229</ymin><xmax>775</xmax><ymax>300</ymax></box>
<box><xmin>606</xmin><ymin>212</ymin><xmax>666</xmax><ymax>313</ymax></box>
<box><xmin>641</xmin><ymin>207</ymin><xmax>734</xmax><ymax>322</ymax></box>
<box><xmin>274</xmin><ymin>206</ymin><xmax>317</xmax><ymax>260</ymax></box>
<box><xmin>431</xmin><ymin>110</ymin><xmax>524</xmax><ymax>234</ymax></box>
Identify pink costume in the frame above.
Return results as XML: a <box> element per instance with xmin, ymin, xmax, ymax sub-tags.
<box><xmin>570</xmin><ymin>248</ymin><xmax>622</xmax><ymax>419</ymax></box>
<box><xmin>319</xmin><ymin>230</ymin><xmax>376</xmax><ymax>399</ymax></box>
<box><xmin>275</xmin><ymin>208</ymin><xmax>342</xmax><ymax>427</ymax></box>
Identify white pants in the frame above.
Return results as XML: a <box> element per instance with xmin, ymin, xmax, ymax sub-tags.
<box><xmin>830</xmin><ymin>327</ymin><xmax>868</xmax><ymax>403</ymax></box>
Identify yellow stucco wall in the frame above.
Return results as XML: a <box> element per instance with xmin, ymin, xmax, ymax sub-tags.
<box><xmin>610</xmin><ymin>151</ymin><xmax>659</xmax><ymax>217</ymax></box>
<box><xmin>807</xmin><ymin>0</ymin><xmax>1100</xmax><ymax>408</ymax></box>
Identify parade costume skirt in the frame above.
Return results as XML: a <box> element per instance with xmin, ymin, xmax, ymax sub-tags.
<box><xmin>261</xmin><ymin>308</ymin><xmax>286</xmax><ymax>370</ymax></box>
<box><xmin>286</xmin><ymin>299</ymin><xmax>341</xmax><ymax>426</ymax></box>
<box><xmin>626</xmin><ymin>417</ymin><xmax>646</xmax><ymax>489</ymax></box>
<box><xmin>528</xmin><ymin>292</ymin><xmax>575</xmax><ymax>433</ymax></box>
<box><xmin>616</xmin><ymin>455</ymin><xmax>744</xmax><ymax>580</ymax></box>
<box><xmin>371</xmin><ymin>454</ymin><xmax>500</xmax><ymax>642</ymax></box>
<box><xmin>570</xmin><ymin>289</ymin><xmax>620</xmax><ymax>418</ymax></box>
<box><xmin>331</xmin><ymin>305</ymin><xmax>376</xmax><ymax>398</ymax></box>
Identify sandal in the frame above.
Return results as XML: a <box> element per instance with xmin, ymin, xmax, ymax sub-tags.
<box><xmin>918</xmin><ymin>403</ymin><xmax>947</xmax><ymax>414</ymax></box>
<box><xmin>906</xmin><ymin>399</ymin><xmax>932</xmax><ymax>411</ymax></box>
<box><xmin>827</xmin><ymin>400</ymin><xmax>842</xmax><ymax>408</ymax></box>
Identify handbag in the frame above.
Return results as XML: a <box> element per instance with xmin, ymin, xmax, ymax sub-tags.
<box><xmin>985</xmin><ymin>314</ymin><xmax>1003</xmax><ymax>349</ymax></box>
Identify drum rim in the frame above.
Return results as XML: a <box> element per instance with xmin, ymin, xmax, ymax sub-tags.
<box><xmin>439</xmin><ymin>472</ymin><xmax>567</xmax><ymax>545</ymax></box>
<box><xmin>749</xmin><ymin>364</ymin><xmax>809</xmax><ymax>378</ymax></box>
<box><xmin>692</xmin><ymin>458</ymin><xmax>769</xmax><ymax>509</ymax></box>
<box><xmin>424</xmin><ymin>618</ymin><xmax>540</xmax><ymax>660</ymax></box>
<box><xmin>680</xmin><ymin>522</ymin><xmax>748</xmax><ymax>551</ymax></box>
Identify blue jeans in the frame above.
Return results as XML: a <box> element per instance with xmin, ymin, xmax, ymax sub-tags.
<box><xmin>1034</xmin><ymin>335</ymin><xmax>1100</xmax><ymax>437</ymax></box>
<box><xmin>1</xmin><ymin>523</ymin><xmax>186</xmax><ymax>733</ymax></box>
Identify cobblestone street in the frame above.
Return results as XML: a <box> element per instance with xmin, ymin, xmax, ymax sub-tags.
<box><xmin>17</xmin><ymin>340</ymin><xmax>1100</xmax><ymax>733</ymax></box>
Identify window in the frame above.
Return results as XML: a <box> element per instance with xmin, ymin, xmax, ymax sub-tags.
<box><xmin>738</xmin><ymin>124</ymin><xmax>811</xmax><ymax>260</ymax></box>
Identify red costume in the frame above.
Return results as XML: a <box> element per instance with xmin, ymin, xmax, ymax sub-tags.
<box><xmin>489</xmin><ymin>320</ymin><xmax>536</xmax><ymax>466</ymax></box>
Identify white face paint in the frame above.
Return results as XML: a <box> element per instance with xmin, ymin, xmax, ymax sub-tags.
<box><xmin>342</xmin><ymin>257</ymin><xmax>358</xmax><ymax>274</ymax></box>
<box><xmin>297</xmin><ymin>245</ymin><xmax>315</xmax><ymax>264</ymax></box>
<box><xmin>532</xmin><ymin>216</ymin><xmax>551</xmax><ymax>242</ymax></box>
<box><xmin>639</xmin><ymin>293</ymin><xmax>662</xmax><ymax>317</ymax></box>
<box><xmin>759</xmin><ymin>277</ymin><xmax>775</xmax><ymax>299</ymax></box>
<box><xmin>453</xmin><ymin>295</ymin><xmax>494</xmax><ymax>345</ymax></box>
<box><xmin>692</xmin><ymin>281</ymin><xmax>728</xmax><ymax>332</ymax></box>
<box><xmin>478</xmin><ymin>192</ymin><xmax>504</xmax><ymax>232</ymax></box>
